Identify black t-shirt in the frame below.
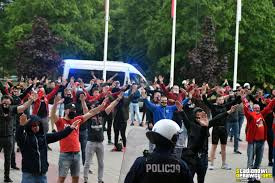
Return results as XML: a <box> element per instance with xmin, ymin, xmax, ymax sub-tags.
<box><xmin>37</xmin><ymin>100</ymin><xmax>48</xmax><ymax>118</ymax></box>
<box><xmin>46</xmin><ymin>88</ymin><xmax>55</xmax><ymax>105</ymax></box>
<box><xmin>87</xmin><ymin>111</ymin><xmax>105</xmax><ymax>142</ymax></box>
<box><xmin>0</xmin><ymin>105</ymin><xmax>18</xmax><ymax>137</ymax></box>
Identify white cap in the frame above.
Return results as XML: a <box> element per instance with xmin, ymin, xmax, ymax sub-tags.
<box><xmin>236</xmin><ymin>83</ymin><xmax>241</xmax><ymax>88</ymax></box>
<box><xmin>243</xmin><ymin>83</ymin><xmax>250</xmax><ymax>89</ymax></box>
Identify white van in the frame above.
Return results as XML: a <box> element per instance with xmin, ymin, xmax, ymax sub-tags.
<box><xmin>63</xmin><ymin>59</ymin><xmax>147</xmax><ymax>85</ymax></box>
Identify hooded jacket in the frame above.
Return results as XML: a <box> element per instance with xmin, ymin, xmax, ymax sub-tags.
<box><xmin>16</xmin><ymin>115</ymin><xmax>73</xmax><ymax>175</ymax></box>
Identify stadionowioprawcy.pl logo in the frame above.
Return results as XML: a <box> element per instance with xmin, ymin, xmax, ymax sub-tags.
<box><xmin>235</xmin><ymin>168</ymin><xmax>272</xmax><ymax>182</ymax></box>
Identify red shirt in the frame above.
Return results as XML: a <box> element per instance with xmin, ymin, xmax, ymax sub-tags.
<box><xmin>56</xmin><ymin>116</ymin><xmax>84</xmax><ymax>153</ymax></box>
<box><xmin>243</xmin><ymin>99</ymin><xmax>275</xmax><ymax>143</ymax></box>
<box><xmin>254</xmin><ymin>118</ymin><xmax>265</xmax><ymax>141</ymax></box>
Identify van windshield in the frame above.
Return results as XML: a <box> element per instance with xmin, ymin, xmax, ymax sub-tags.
<box><xmin>130</xmin><ymin>73</ymin><xmax>143</xmax><ymax>84</ymax></box>
<box><xmin>68</xmin><ymin>69</ymin><xmax>125</xmax><ymax>84</ymax></box>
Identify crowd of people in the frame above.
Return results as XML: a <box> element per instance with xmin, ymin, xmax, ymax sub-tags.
<box><xmin>0</xmin><ymin>73</ymin><xmax>274</xmax><ymax>183</ymax></box>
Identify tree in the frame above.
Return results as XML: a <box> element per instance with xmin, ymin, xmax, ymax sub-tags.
<box><xmin>0</xmin><ymin>0</ymin><xmax>105</xmax><ymax>74</ymax></box>
<box><xmin>0</xmin><ymin>0</ymin><xmax>274</xmax><ymax>84</ymax></box>
<box><xmin>184</xmin><ymin>16</ymin><xmax>228</xmax><ymax>85</ymax></box>
<box><xmin>16</xmin><ymin>17</ymin><xmax>62</xmax><ymax>78</ymax></box>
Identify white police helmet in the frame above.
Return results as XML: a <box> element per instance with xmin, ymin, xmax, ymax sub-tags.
<box><xmin>146</xmin><ymin>119</ymin><xmax>180</xmax><ymax>147</ymax></box>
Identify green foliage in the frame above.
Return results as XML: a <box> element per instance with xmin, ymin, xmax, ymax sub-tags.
<box><xmin>0</xmin><ymin>0</ymin><xmax>274</xmax><ymax>83</ymax></box>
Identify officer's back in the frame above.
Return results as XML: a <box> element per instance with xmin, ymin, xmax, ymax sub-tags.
<box><xmin>124</xmin><ymin>119</ymin><xmax>193</xmax><ymax>183</ymax></box>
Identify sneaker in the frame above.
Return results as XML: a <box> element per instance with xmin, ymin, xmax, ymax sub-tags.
<box><xmin>208</xmin><ymin>165</ymin><xmax>215</xmax><ymax>170</ymax></box>
<box><xmin>234</xmin><ymin>150</ymin><xmax>242</xmax><ymax>154</ymax></box>
<box><xmin>108</xmin><ymin>140</ymin><xmax>113</xmax><ymax>145</ymax></box>
<box><xmin>89</xmin><ymin>170</ymin><xmax>93</xmax><ymax>174</ymax></box>
<box><xmin>238</xmin><ymin>138</ymin><xmax>242</xmax><ymax>142</ymax></box>
<box><xmin>4</xmin><ymin>177</ymin><xmax>13</xmax><ymax>182</ymax></box>
<box><xmin>111</xmin><ymin>147</ymin><xmax>118</xmax><ymax>152</ymax></box>
<box><xmin>11</xmin><ymin>166</ymin><xmax>20</xmax><ymax>170</ymax></box>
<box><xmin>221</xmin><ymin>164</ymin><xmax>231</xmax><ymax>170</ymax></box>
<box><xmin>268</xmin><ymin>162</ymin><xmax>273</xmax><ymax>166</ymax></box>
<box><xmin>139</xmin><ymin>123</ymin><xmax>144</xmax><ymax>127</ymax></box>
<box><xmin>130</xmin><ymin>123</ymin><xmax>134</xmax><ymax>126</ymax></box>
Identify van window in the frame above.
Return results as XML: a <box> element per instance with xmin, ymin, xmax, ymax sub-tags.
<box><xmin>68</xmin><ymin>69</ymin><xmax>102</xmax><ymax>83</ymax></box>
<box><xmin>68</xmin><ymin>69</ymin><xmax>125</xmax><ymax>84</ymax></box>
<box><xmin>130</xmin><ymin>73</ymin><xmax>142</xmax><ymax>84</ymax></box>
<box><xmin>107</xmin><ymin>71</ymin><xmax>125</xmax><ymax>84</ymax></box>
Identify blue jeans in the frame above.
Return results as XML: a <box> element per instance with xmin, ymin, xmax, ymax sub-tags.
<box><xmin>21</xmin><ymin>172</ymin><xmax>47</xmax><ymax>183</ymax></box>
<box><xmin>129</xmin><ymin>102</ymin><xmax>141</xmax><ymax>124</ymax></box>
<box><xmin>58</xmin><ymin>103</ymin><xmax>64</xmax><ymax>117</ymax></box>
<box><xmin>226</xmin><ymin>121</ymin><xmax>239</xmax><ymax>151</ymax></box>
<box><xmin>247</xmin><ymin>141</ymin><xmax>265</xmax><ymax>168</ymax></box>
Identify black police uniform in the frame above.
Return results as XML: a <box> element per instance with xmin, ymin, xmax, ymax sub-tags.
<box><xmin>124</xmin><ymin>149</ymin><xmax>193</xmax><ymax>183</ymax></box>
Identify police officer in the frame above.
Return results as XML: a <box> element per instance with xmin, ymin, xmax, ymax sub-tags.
<box><xmin>124</xmin><ymin>119</ymin><xmax>193</xmax><ymax>183</ymax></box>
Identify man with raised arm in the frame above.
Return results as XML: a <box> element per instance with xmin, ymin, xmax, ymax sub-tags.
<box><xmin>50</xmin><ymin>96</ymin><xmax>107</xmax><ymax>183</ymax></box>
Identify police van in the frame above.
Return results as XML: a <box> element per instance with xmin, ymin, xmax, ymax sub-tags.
<box><xmin>63</xmin><ymin>59</ymin><xmax>147</xmax><ymax>85</ymax></box>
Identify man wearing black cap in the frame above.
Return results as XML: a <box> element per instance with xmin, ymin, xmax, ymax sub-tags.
<box><xmin>0</xmin><ymin>93</ymin><xmax>37</xmax><ymax>182</ymax></box>
<box><xmin>125</xmin><ymin>119</ymin><xmax>193</xmax><ymax>183</ymax></box>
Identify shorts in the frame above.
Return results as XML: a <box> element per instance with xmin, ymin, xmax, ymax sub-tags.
<box><xmin>58</xmin><ymin>152</ymin><xmax>80</xmax><ymax>177</ymax></box>
<box><xmin>212</xmin><ymin>126</ymin><xmax>228</xmax><ymax>145</ymax></box>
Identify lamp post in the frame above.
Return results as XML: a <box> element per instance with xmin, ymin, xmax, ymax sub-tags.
<box><xmin>103</xmin><ymin>0</ymin><xmax>110</xmax><ymax>82</ymax></box>
<box><xmin>233</xmin><ymin>0</ymin><xmax>241</xmax><ymax>90</ymax></box>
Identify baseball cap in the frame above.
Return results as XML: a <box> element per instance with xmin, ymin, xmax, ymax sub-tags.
<box><xmin>64</xmin><ymin>103</ymin><xmax>76</xmax><ymax>110</ymax></box>
<box><xmin>243</xmin><ymin>83</ymin><xmax>250</xmax><ymax>89</ymax></box>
